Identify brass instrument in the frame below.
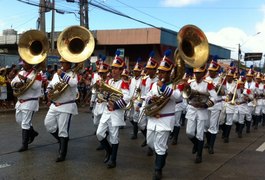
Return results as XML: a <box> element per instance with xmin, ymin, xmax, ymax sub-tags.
<box><xmin>48</xmin><ymin>26</ymin><xmax>95</xmax><ymax>101</ymax></box>
<box><xmin>144</xmin><ymin>24</ymin><xmax>209</xmax><ymax>116</ymax></box>
<box><xmin>227</xmin><ymin>79</ymin><xmax>239</xmax><ymax>105</ymax></box>
<box><xmin>216</xmin><ymin>73</ymin><xmax>226</xmax><ymax>96</ymax></box>
<box><xmin>13</xmin><ymin>30</ymin><xmax>49</xmax><ymax>97</ymax></box>
<box><xmin>97</xmin><ymin>80</ymin><xmax>134</xmax><ymax>110</ymax></box>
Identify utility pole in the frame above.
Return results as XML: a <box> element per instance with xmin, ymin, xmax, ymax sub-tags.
<box><xmin>51</xmin><ymin>0</ymin><xmax>55</xmax><ymax>52</ymax></box>
<box><xmin>80</xmin><ymin>0</ymin><xmax>89</xmax><ymax>29</ymax></box>
<box><xmin>39</xmin><ymin>0</ymin><xmax>46</xmax><ymax>32</ymax></box>
<box><xmin>238</xmin><ymin>43</ymin><xmax>241</xmax><ymax>77</ymax></box>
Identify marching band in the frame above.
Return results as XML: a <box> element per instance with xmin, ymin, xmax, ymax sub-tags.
<box><xmin>8</xmin><ymin>25</ymin><xmax>265</xmax><ymax>180</ymax></box>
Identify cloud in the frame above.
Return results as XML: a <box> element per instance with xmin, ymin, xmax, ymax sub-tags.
<box><xmin>162</xmin><ymin>0</ymin><xmax>215</xmax><ymax>7</ymax></box>
<box><xmin>206</xmin><ymin>4</ymin><xmax>265</xmax><ymax>61</ymax></box>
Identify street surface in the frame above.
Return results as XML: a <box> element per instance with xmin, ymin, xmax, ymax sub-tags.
<box><xmin>1</xmin><ymin>108</ymin><xmax>265</xmax><ymax>180</ymax></box>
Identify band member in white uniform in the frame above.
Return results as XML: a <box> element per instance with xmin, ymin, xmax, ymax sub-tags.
<box><xmin>244</xmin><ymin>67</ymin><xmax>256</xmax><ymax>130</ymax></box>
<box><xmin>96</xmin><ymin>51</ymin><xmax>130</xmax><ymax>168</ymax></box>
<box><xmin>90</xmin><ymin>57</ymin><xmax>102</xmax><ymax>112</ymax></box>
<box><xmin>254</xmin><ymin>72</ymin><xmax>264</xmax><ymax>127</ymax></box>
<box><xmin>44</xmin><ymin>58</ymin><xmax>78</xmax><ymax>162</ymax></box>
<box><xmin>223</xmin><ymin>66</ymin><xmax>237</xmax><ymax>143</ymax></box>
<box><xmin>92</xmin><ymin>62</ymin><xmax>109</xmax><ymax>150</ymax></box>
<box><xmin>138</xmin><ymin>51</ymin><xmax>159</xmax><ymax>156</ymax></box>
<box><xmin>11</xmin><ymin>60</ymin><xmax>42</xmax><ymax>152</ymax></box>
<box><xmin>185</xmin><ymin>64</ymin><xmax>217</xmax><ymax>163</ymax></box>
<box><xmin>130</xmin><ymin>60</ymin><xmax>143</xmax><ymax>139</ymax></box>
<box><xmin>204</xmin><ymin>59</ymin><xmax>223</xmax><ymax>154</ymax></box>
<box><xmin>145</xmin><ymin>51</ymin><xmax>183</xmax><ymax>180</ymax></box>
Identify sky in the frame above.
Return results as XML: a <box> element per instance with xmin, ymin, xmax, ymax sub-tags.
<box><xmin>0</xmin><ymin>0</ymin><xmax>265</xmax><ymax>66</ymax></box>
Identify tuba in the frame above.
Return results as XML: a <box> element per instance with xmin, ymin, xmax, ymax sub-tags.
<box><xmin>48</xmin><ymin>26</ymin><xmax>95</xmax><ymax>101</ymax></box>
<box><xmin>13</xmin><ymin>30</ymin><xmax>49</xmax><ymax>97</ymax></box>
<box><xmin>144</xmin><ymin>25</ymin><xmax>209</xmax><ymax>116</ymax></box>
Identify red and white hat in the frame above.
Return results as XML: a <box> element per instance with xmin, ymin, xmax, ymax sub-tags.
<box><xmin>121</xmin><ymin>69</ymin><xmax>130</xmax><ymax>77</ymax></box>
<box><xmin>194</xmin><ymin>64</ymin><xmax>207</xmax><ymax>73</ymax></box>
<box><xmin>145</xmin><ymin>51</ymin><xmax>158</xmax><ymax>69</ymax></box>
<box><xmin>98</xmin><ymin>63</ymin><xmax>109</xmax><ymax>73</ymax></box>
<box><xmin>133</xmin><ymin>58</ymin><xmax>143</xmax><ymax>71</ymax></box>
<box><xmin>157</xmin><ymin>49</ymin><xmax>174</xmax><ymax>71</ymax></box>
<box><xmin>208</xmin><ymin>60</ymin><xmax>220</xmax><ymax>71</ymax></box>
<box><xmin>111</xmin><ymin>50</ymin><xmax>125</xmax><ymax>68</ymax></box>
<box><xmin>246</xmin><ymin>65</ymin><xmax>255</xmax><ymax>77</ymax></box>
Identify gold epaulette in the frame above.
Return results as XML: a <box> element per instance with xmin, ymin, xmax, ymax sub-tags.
<box><xmin>188</xmin><ymin>78</ymin><xmax>195</xmax><ymax>83</ymax></box>
<box><xmin>203</xmin><ymin>79</ymin><xmax>213</xmax><ymax>84</ymax></box>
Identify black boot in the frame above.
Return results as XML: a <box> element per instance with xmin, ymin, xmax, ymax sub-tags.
<box><xmin>96</xmin><ymin>143</ymin><xmax>104</xmax><ymax>151</ymax></box>
<box><xmin>223</xmin><ymin>125</ymin><xmax>232</xmax><ymax>143</ymax></box>
<box><xmin>107</xmin><ymin>143</ymin><xmax>119</xmax><ymax>168</ymax></box>
<box><xmin>190</xmin><ymin>137</ymin><xmax>198</xmax><ymax>154</ymax></box>
<box><xmin>208</xmin><ymin>134</ymin><xmax>216</xmax><ymax>154</ymax></box>
<box><xmin>252</xmin><ymin>115</ymin><xmax>257</xmax><ymax>129</ymax></box>
<box><xmin>237</xmin><ymin>123</ymin><xmax>244</xmax><ymax>138</ymax></box>
<box><xmin>246</xmin><ymin>121</ymin><xmax>251</xmax><ymax>133</ymax></box>
<box><xmin>235</xmin><ymin>122</ymin><xmax>239</xmax><ymax>133</ymax></box>
<box><xmin>18</xmin><ymin>129</ymin><xmax>30</xmax><ymax>152</ymax></box>
<box><xmin>131</xmin><ymin>121</ymin><xmax>138</xmax><ymax>140</ymax></box>
<box><xmin>51</xmin><ymin>129</ymin><xmax>59</xmax><ymax>142</ymax></box>
<box><xmin>147</xmin><ymin>147</ymin><xmax>154</xmax><ymax>156</ymax></box>
<box><xmin>100</xmin><ymin>138</ymin><xmax>112</xmax><ymax>163</ymax></box>
<box><xmin>195</xmin><ymin>140</ymin><xmax>204</xmax><ymax>163</ymax></box>
<box><xmin>204</xmin><ymin>132</ymin><xmax>210</xmax><ymax>149</ymax></box>
<box><xmin>180</xmin><ymin>112</ymin><xmax>186</xmax><ymax>127</ymax></box>
<box><xmin>171</xmin><ymin>126</ymin><xmax>180</xmax><ymax>145</ymax></box>
<box><xmin>262</xmin><ymin>114</ymin><xmax>265</xmax><ymax>126</ymax></box>
<box><xmin>56</xmin><ymin>137</ymin><xmax>69</xmax><ymax>162</ymax></box>
<box><xmin>140</xmin><ymin>129</ymin><xmax>147</xmax><ymax>147</ymax></box>
<box><xmin>153</xmin><ymin>153</ymin><xmax>167</xmax><ymax>180</ymax></box>
<box><xmin>28</xmin><ymin>126</ymin><xmax>38</xmax><ymax>144</ymax></box>
<box><xmin>219</xmin><ymin>124</ymin><xmax>225</xmax><ymax>139</ymax></box>
<box><xmin>255</xmin><ymin>116</ymin><xmax>261</xmax><ymax>130</ymax></box>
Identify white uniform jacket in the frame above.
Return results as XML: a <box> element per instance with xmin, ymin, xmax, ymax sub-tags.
<box><xmin>146</xmin><ymin>82</ymin><xmax>182</xmax><ymax>132</ymax></box>
<box><xmin>90</xmin><ymin>72</ymin><xmax>100</xmax><ymax>104</ymax></box>
<box><xmin>224</xmin><ymin>81</ymin><xmax>237</xmax><ymax>114</ymax></box>
<box><xmin>129</xmin><ymin>76</ymin><xmax>142</xmax><ymax>108</ymax></box>
<box><xmin>255</xmin><ymin>83</ymin><xmax>264</xmax><ymax>106</ymax></box>
<box><xmin>205</xmin><ymin>76</ymin><xmax>223</xmax><ymax>111</ymax></box>
<box><xmin>185</xmin><ymin>79</ymin><xmax>217</xmax><ymax>121</ymax></box>
<box><xmin>99</xmin><ymin>78</ymin><xmax>130</xmax><ymax>127</ymax></box>
<box><xmin>244</xmin><ymin>81</ymin><xmax>256</xmax><ymax>107</ymax></box>
<box><xmin>47</xmin><ymin>71</ymin><xmax>78</xmax><ymax>115</ymax></box>
<box><xmin>11</xmin><ymin>69</ymin><xmax>42</xmax><ymax>111</ymax></box>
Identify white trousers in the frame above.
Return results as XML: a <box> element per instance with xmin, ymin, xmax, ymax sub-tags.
<box><xmin>15</xmin><ymin>109</ymin><xmax>34</xmax><ymax>130</ymax></box>
<box><xmin>44</xmin><ymin>109</ymin><xmax>72</xmax><ymax>138</ymax></box>
<box><xmin>96</xmin><ymin>119</ymin><xmax>119</xmax><ymax>144</ymax></box>
<box><xmin>205</xmin><ymin>109</ymin><xmax>221</xmax><ymax>134</ymax></box>
<box><xmin>147</xmin><ymin>130</ymin><xmax>170</xmax><ymax>155</ymax></box>
<box><xmin>174</xmin><ymin>111</ymin><xmax>182</xmax><ymax>127</ymax></box>
<box><xmin>186</xmin><ymin>119</ymin><xmax>206</xmax><ymax>141</ymax></box>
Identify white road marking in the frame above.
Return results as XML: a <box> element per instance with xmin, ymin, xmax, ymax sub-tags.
<box><xmin>0</xmin><ymin>163</ymin><xmax>11</xmax><ymax>169</ymax></box>
<box><xmin>256</xmin><ymin>142</ymin><xmax>265</xmax><ymax>152</ymax></box>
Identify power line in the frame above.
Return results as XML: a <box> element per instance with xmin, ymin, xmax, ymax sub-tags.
<box><xmin>114</xmin><ymin>0</ymin><xmax>181</xmax><ymax>30</ymax></box>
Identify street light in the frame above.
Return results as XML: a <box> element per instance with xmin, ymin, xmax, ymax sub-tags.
<box><xmin>237</xmin><ymin>32</ymin><xmax>261</xmax><ymax>75</ymax></box>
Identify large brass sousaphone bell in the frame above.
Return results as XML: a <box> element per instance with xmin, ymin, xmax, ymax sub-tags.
<box><xmin>18</xmin><ymin>30</ymin><xmax>49</xmax><ymax>64</ymax></box>
<box><xmin>177</xmin><ymin>24</ymin><xmax>209</xmax><ymax>68</ymax></box>
<box><xmin>144</xmin><ymin>25</ymin><xmax>209</xmax><ymax>116</ymax></box>
<box><xmin>57</xmin><ymin>25</ymin><xmax>95</xmax><ymax>63</ymax></box>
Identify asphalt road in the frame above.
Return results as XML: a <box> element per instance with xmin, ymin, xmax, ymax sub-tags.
<box><xmin>1</xmin><ymin>108</ymin><xmax>265</xmax><ymax>180</ymax></box>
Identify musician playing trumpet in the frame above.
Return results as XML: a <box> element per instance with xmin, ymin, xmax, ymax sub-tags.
<box><xmin>145</xmin><ymin>50</ymin><xmax>184</xmax><ymax>180</ymax></box>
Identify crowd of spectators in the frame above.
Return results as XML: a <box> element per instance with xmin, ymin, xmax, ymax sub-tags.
<box><xmin>0</xmin><ymin>63</ymin><xmax>94</xmax><ymax>110</ymax></box>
